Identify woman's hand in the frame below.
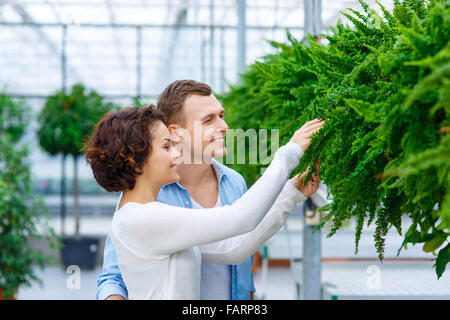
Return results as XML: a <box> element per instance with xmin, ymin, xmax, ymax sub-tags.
<box><xmin>289</xmin><ymin>118</ymin><xmax>324</xmax><ymax>152</ymax></box>
<box><xmin>289</xmin><ymin>158</ymin><xmax>321</xmax><ymax>197</ymax></box>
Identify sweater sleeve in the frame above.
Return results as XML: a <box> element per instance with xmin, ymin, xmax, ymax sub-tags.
<box><xmin>198</xmin><ymin>180</ymin><xmax>307</xmax><ymax>264</ymax></box>
<box><xmin>111</xmin><ymin>142</ymin><xmax>304</xmax><ymax>257</ymax></box>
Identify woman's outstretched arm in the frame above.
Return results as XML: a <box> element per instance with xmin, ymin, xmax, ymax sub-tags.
<box><xmin>111</xmin><ymin>119</ymin><xmax>324</xmax><ymax>257</ymax></box>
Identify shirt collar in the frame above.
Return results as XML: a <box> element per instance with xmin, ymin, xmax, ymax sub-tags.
<box><xmin>211</xmin><ymin>158</ymin><xmax>227</xmax><ymax>184</ymax></box>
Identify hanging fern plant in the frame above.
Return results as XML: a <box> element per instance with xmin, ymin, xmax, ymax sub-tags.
<box><xmin>220</xmin><ymin>0</ymin><xmax>449</xmax><ymax>278</ymax></box>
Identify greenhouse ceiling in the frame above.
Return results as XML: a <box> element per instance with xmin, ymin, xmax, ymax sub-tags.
<box><xmin>0</xmin><ymin>0</ymin><xmax>394</xmax><ymax>180</ymax></box>
<box><xmin>0</xmin><ymin>0</ymin><xmax>394</xmax><ymax>101</ymax></box>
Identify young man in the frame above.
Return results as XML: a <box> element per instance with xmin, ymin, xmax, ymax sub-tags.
<box><xmin>97</xmin><ymin>80</ymin><xmax>320</xmax><ymax>300</ymax></box>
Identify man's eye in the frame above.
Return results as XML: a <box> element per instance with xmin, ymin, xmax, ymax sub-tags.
<box><xmin>204</xmin><ymin>118</ymin><xmax>211</xmax><ymax>123</ymax></box>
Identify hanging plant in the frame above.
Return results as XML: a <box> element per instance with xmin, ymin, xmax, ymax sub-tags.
<box><xmin>220</xmin><ymin>0</ymin><xmax>449</xmax><ymax>278</ymax></box>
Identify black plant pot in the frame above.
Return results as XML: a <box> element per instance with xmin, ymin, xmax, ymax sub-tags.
<box><xmin>61</xmin><ymin>236</ymin><xmax>99</xmax><ymax>270</ymax></box>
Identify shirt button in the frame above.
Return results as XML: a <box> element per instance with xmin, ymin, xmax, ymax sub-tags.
<box><xmin>185</xmin><ymin>201</ymin><xmax>189</xmax><ymax>205</ymax></box>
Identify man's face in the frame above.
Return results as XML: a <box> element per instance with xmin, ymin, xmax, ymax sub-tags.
<box><xmin>177</xmin><ymin>94</ymin><xmax>228</xmax><ymax>164</ymax></box>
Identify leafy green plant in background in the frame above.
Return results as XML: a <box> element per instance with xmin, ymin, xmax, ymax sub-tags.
<box><xmin>0</xmin><ymin>93</ymin><xmax>58</xmax><ymax>299</ymax></box>
<box><xmin>37</xmin><ymin>83</ymin><xmax>117</xmax><ymax>238</ymax></box>
<box><xmin>220</xmin><ymin>0</ymin><xmax>449</xmax><ymax>278</ymax></box>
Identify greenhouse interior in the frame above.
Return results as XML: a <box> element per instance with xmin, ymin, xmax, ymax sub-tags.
<box><xmin>0</xmin><ymin>0</ymin><xmax>449</xmax><ymax>301</ymax></box>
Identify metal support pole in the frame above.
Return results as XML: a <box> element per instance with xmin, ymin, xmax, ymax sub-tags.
<box><xmin>136</xmin><ymin>26</ymin><xmax>142</xmax><ymax>102</ymax></box>
<box><xmin>304</xmin><ymin>0</ymin><xmax>322</xmax><ymax>38</ymax></box>
<box><xmin>193</xmin><ymin>0</ymin><xmax>200</xmax><ymax>83</ymax></box>
<box><xmin>220</xmin><ymin>27</ymin><xmax>225</xmax><ymax>93</ymax></box>
<box><xmin>61</xmin><ymin>24</ymin><xmax>67</xmax><ymax>91</ymax></box>
<box><xmin>73</xmin><ymin>154</ymin><xmax>80</xmax><ymax>239</ymax></box>
<box><xmin>304</xmin><ymin>0</ymin><xmax>322</xmax><ymax>39</ymax></box>
<box><xmin>314</xmin><ymin>0</ymin><xmax>322</xmax><ymax>35</ymax></box>
<box><xmin>237</xmin><ymin>0</ymin><xmax>246</xmax><ymax>75</ymax></box>
<box><xmin>201</xmin><ymin>35</ymin><xmax>206</xmax><ymax>82</ymax></box>
<box><xmin>209</xmin><ymin>0</ymin><xmax>215</xmax><ymax>88</ymax></box>
<box><xmin>302</xmin><ymin>198</ymin><xmax>322</xmax><ymax>299</ymax></box>
<box><xmin>302</xmin><ymin>0</ymin><xmax>322</xmax><ymax>300</ymax></box>
<box><xmin>303</xmin><ymin>0</ymin><xmax>313</xmax><ymax>42</ymax></box>
<box><xmin>60</xmin><ymin>24</ymin><xmax>67</xmax><ymax>238</ymax></box>
<box><xmin>60</xmin><ymin>154</ymin><xmax>66</xmax><ymax>237</ymax></box>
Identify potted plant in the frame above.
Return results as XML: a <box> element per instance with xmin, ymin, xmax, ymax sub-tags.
<box><xmin>37</xmin><ymin>83</ymin><xmax>116</xmax><ymax>270</ymax></box>
<box><xmin>0</xmin><ymin>93</ymin><xmax>58</xmax><ymax>299</ymax></box>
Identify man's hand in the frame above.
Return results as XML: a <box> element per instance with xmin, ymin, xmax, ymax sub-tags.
<box><xmin>289</xmin><ymin>158</ymin><xmax>321</xmax><ymax>197</ymax></box>
<box><xmin>105</xmin><ymin>294</ymin><xmax>126</xmax><ymax>300</ymax></box>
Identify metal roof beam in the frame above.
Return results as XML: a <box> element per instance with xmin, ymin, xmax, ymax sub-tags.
<box><xmin>44</xmin><ymin>0</ymin><xmax>62</xmax><ymax>23</ymax></box>
<box><xmin>104</xmin><ymin>0</ymin><xmax>128</xmax><ymax>70</ymax></box>
<box><xmin>159</xmin><ymin>0</ymin><xmax>188</xmax><ymax>85</ymax></box>
<box><xmin>2</xmin><ymin>0</ymin><xmax>82</xmax><ymax>84</ymax></box>
<box><xmin>0</xmin><ymin>21</ymin><xmax>304</xmax><ymax>30</ymax></box>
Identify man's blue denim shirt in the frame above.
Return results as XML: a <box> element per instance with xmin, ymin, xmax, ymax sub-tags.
<box><xmin>97</xmin><ymin>159</ymin><xmax>255</xmax><ymax>300</ymax></box>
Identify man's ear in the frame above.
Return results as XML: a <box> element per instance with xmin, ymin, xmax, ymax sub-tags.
<box><xmin>167</xmin><ymin>124</ymin><xmax>179</xmax><ymax>136</ymax></box>
<box><xmin>167</xmin><ymin>124</ymin><xmax>182</xmax><ymax>144</ymax></box>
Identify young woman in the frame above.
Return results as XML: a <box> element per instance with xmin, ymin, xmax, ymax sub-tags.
<box><xmin>85</xmin><ymin>105</ymin><xmax>324</xmax><ymax>299</ymax></box>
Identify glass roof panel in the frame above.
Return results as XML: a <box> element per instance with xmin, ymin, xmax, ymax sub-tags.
<box><xmin>0</xmin><ymin>0</ymin><xmax>394</xmax><ymax>180</ymax></box>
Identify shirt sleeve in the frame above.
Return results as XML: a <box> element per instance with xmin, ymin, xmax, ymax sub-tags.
<box><xmin>198</xmin><ymin>180</ymin><xmax>307</xmax><ymax>264</ymax></box>
<box><xmin>96</xmin><ymin>234</ymin><xmax>128</xmax><ymax>300</ymax></box>
<box><xmin>111</xmin><ymin>142</ymin><xmax>304</xmax><ymax>257</ymax></box>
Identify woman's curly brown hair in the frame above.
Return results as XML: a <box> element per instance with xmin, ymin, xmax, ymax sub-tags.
<box><xmin>84</xmin><ymin>104</ymin><xmax>166</xmax><ymax>192</ymax></box>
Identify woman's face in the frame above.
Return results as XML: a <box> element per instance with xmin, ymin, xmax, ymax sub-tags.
<box><xmin>142</xmin><ymin>121</ymin><xmax>181</xmax><ymax>187</ymax></box>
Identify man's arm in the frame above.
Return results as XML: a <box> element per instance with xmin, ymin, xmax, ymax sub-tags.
<box><xmin>198</xmin><ymin>162</ymin><xmax>320</xmax><ymax>265</ymax></box>
<box><xmin>198</xmin><ymin>180</ymin><xmax>307</xmax><ymax>264</ymax></box>
<box><xmin>97</xmin><ymin>234</ymin><xmax>128</xmax><ymax>300</ymax></box>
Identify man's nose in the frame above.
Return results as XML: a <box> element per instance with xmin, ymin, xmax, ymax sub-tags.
<box><xmin>171</xmin><ymin>147</ymin><xmax>182</xmax><ymax>163</ymax></box>
<box><xmin>218</xmin><ymin>117</ymin><xmax>229</xmax><ymax>132</ymax></box>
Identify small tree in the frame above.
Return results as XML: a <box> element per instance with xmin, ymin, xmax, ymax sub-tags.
<box><xmin>0</xmin><ymin>93</ymin><xmax>58</xmax><ymax>299</ymax></box>
<box><xmin>37</xmin><ymin>84</ymin><xmax>116</xmax><ymax>238</ymax></box>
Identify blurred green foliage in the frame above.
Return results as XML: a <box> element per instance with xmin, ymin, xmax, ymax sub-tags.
<box><xmin>37</xmin><ymin>83</ymin><xmax>118</xmax><ymax>157</ymax></box>
<box><xmin>0</xmin><ymin>93</ymin><xmax>59</xmax><ymax>299</ymax></box>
